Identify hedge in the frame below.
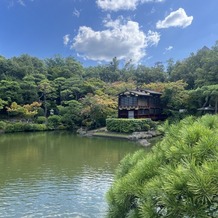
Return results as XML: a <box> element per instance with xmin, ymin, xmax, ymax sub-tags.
<box><xmin>4</xmin><ymin>123</ymin><xmax>47</xmax><ymax>133</ymax></box>
<box><xmin>106</xmin><ymin>118</ymin><xmax>156</xmax><ymax>133</ymax></box>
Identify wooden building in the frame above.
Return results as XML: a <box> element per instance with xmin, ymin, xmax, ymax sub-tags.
<box><xmin>118</xmin><ymin>89</ymin><xmax>163</xmax><ymax>120</ymax></box>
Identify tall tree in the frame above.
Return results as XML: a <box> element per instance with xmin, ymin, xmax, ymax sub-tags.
<box><xmin>20</xmin><ymin>75</ymin><xmax>38</xmax><ymax>104</ymax></box>
<box><xmin>38</xmin><ymin>79</ymin><xmax>55</xmax><ymax>117</ymax></box>
<box><xmin>58</xmin><ymin>100</ymin><xmax>83</xmax><ymax>129</ymax></box>
<box><xmin>46</xmin><ymin>55</ymin><xmax>84</xmax><ymax>80</ymax></box>
<box><xmin>53</xmin><ymin>77</ymin><xmax>67</xmax><ymax>105</ymax></box>
<box><xmin>0</xmin><ymin>80</ymin><xmax>23</xmax><ymax>104</ymax></box>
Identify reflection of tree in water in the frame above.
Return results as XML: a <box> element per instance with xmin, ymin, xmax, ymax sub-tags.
<box><xmin>0</xmin><ymin>131</ymin><xmax>138</xmax><ymax>186</ymax></box>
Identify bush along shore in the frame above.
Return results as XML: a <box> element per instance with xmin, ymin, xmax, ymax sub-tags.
<box><xmin>0</xmin><ymin>117</ymin><xmax>162</xmax><ymax>147</ymax></box>
<box><xmin>0</xmin><ymin>115</ymin><xmax>67</xmax><ymax>133</ymax></box>
<box><xmin>77</xmin><ymin>118</ymin><xmax>162</xmax><ymax>146</ymax></box>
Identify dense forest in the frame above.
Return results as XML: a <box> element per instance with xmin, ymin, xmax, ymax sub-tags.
<box><xmin>0</xmin><ymin>41</ymin><xmax>218</xmax><ymax>130</ymax></box>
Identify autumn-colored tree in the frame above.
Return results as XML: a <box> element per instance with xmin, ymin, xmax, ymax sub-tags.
<box><xmin>80</xmin><ymin>93</ymin><xmax>117</xmax><ymax>129</ymax></box>
<box><xmin>23</xmin><ymin>102</ymin><xmax>42</xmax><ymax>120</ymax></box>
<box><xmin>142</xmin><ymin>80</ymin><xmax>189</xmax><ymax>111</ymax></box>
<box><xmin>7</xmin><ymin>102</ymin><xmax>25</xmax><ymax>117</ymax></box>
<box><xmin>105</xmin><ymin>81</ymin><xmax>136</xmax><ymax>96</ymax></box>
<box><xmin>7</xmin><ymin>101</ymin><xmax>41</xmax><ymax>120</ymax></box>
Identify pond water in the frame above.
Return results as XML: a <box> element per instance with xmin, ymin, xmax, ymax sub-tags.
<box><xmin>0</xmin><ymin>131</ymin><xmax>141</xmax><ymax>218</ymax></box>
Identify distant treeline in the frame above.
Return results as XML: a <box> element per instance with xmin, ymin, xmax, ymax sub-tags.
<box><xmin>0</xmin><ymin>41</ymin><xmax>218</xmax><ymax>129</ymax></box>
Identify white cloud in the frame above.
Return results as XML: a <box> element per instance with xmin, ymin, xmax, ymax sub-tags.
<box><xmin>8</xmin><ymin>0</ymin><xmax>34</xmax><ymax>7</ymax></box>
<box><xmin>150</xmin><ymin>7</ymin><xmax>156</xmax><ymax>14</ymax></box>
<box><xmin>71</xmin><ymin>17</ymin><xmax>160</xmax><ymax>63</ymax></box>
<box><xmin>96</xmin><ymin>0</ymin><xmax>164</xmax><ymax>11</ymax></box>
<box><xmin>165</xmin><ymin>46</ymin><xmax>173</xmax><ymax>51</ymax></box>
<box><xmin>63</xmin><ymin>34</ymin><xmax>70</xmax><ymax>46</ymax></box>
<box><xmin>17</xmin><ymin>0</ymin><xmax>26</xmax><ymax>6</ymax></box>
<box><xmin>146</xmin><ymin>30</ymin><xmax>160</xmax><ymax>46</ymax></box>
<box><xmin>156</xmin><ymin>8</ymin><xmax>193</xmax><ymax>29</ymax></box>
<box><xmin>73</xmin><ymin>8</ymin><xmax>80</xmax><ymax>17</ymax></box>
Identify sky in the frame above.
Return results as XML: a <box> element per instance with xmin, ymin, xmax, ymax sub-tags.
<box><xmin>0</xmin><ymin>0</ymin><xmax>218</xmax><ymax>67</ymax></box>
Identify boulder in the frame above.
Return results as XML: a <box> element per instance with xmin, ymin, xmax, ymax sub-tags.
<box><xmin>138</xmin><ymin>139</ymin><xmax>151</xmax><ymax>147</ymax></box>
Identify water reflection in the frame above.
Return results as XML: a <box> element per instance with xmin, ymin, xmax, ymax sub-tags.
<box><xmin>0</xmin><ymin>131</ymin><xmax>139</xmax><ymax>217</ymax></box>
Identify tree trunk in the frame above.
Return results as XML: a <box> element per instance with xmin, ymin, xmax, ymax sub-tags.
<box><xmin>203</xmin><ymin>96</ymin><xmax>210</xmax><ymax>107</ymax></box>
<box><xmin>215</xmin><ymin>97</ymin><xmax>218</xmax><ymax>114</ymax></box>
<box><xmin>44</xmin><ymin>91</ymin><xmax>47</xmax><ymax>117</ymax></box>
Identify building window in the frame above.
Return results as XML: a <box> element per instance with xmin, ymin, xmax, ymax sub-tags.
<box><xmin>150</xmin><ymin>109</ymin><xmax>155</xmax><ymax>114</ymax></box>
<box><xmin>138</xmin><ymin>109</ymin><xmax>149</xmax><ymax>115</ymax></box>
<box><xmin>155</xmin><ymin>109</ymin><xmax>161</xmax><ymax>114</ymax></box>
<box><xmin>120</xmin><ymin>96</ymin><xmax>137</xmax><ymax>107</ymax></box>
<box><xmin>138</xmin><ymin>96</ymin><xmax>148</xmax><ymax>106</ymax></box>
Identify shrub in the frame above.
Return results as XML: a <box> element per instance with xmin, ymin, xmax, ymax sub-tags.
<box><xmin>5</xmin><ymin>122</ymin><xmax>25</xmax><ymax>132</ymax></box>
<box><xmin>0</xmin><ymin>121</ymin><xmax>6</xmax><ymax>130</ymax></box>
<box><xmin>36</xmin><ymin>116</ymin><xmax>47</xmax><ymax>124</ymax></box>
<box><xmin>4</xmin><ymin>122</ymin><xmax>47</xmax><ymax>133</ymax></box>
<box><xmin>30</xmin><ymin>124</ymin><xmax>47</xmax><ymax>131</ymax></box>
<box><xmin>106</xmin><ymin>118</ymin><xmax>155</xmax><ymax>133</ymax></box>
<box><xmin>4</xmin><ymin>124</ymin><xmax>15</xmax><ymax>133</ymax></box>
<box><xmin>47</xmin><ymin>115</ymin><xmax>61</xmax><ymax>129</ymax></box>
<box><xmin>23</xmin><ymin>123</ymin><xmax>47</xmax><ymax>131</ymax></box>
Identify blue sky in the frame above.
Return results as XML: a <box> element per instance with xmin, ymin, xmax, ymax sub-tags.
<box><xmin>0</xmin><ymin>0</ymin><xmax>218</xmax><ymax>67</ymax></box>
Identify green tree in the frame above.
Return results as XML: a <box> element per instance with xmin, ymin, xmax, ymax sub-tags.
<box><xmin>0</xmin><ymin>98</ymin><xmax>7</xmax><ymax>110</ymax></box>
<box><xmin>195</xmin><ymin>45</ymin><xmax>218</xmax><ymax>87</ymax></box>
<box><xmin>143</xmin><ymin>81</ymin><xmax>189</xmax><ymax>114</ymax></box>
<box><xmin>166</xmin><ymin>58</ymin><xmax>174</xmax><ymax>78</ymax></box>
<box><xmin>0</xmin><ymin>80</ymin><xmax>23</xmax><ymax>103</ymax></box>
<box><xmin>61</xmin><ymin>76</ymin><xmax>84</xmax><ymax>101</ymax></box>
<box><xmin>83</xmin><ymin>66</ymin><xmax>101</xmax><ymax>80</ymax></box>
<box><xmin>133</xmin><ymin>64</ymin><xmax>165</xmax><ymax>85</ymax></box>
<box><xmin>38</xmin><ymin>79</ymin><xmax>55</xmax><ymax>117</ymax></box>
<box><xmin>188</xmin><ymin>85</ymin><xmax>218</xmax><ymax>114</ymax></box>
<box><xmin>58</xmin><ymin>100</ymin><xmax>82</xmax><ymax>129</ymax></box>
<box><xmin>169</xmin><ymin>43</ymin><xmax>218</xmax><ymax>89</ymax></box>
<box><xmin>20</xmin><ymin>75</ymin><xmax>38</xmax><ymax>104</ymax></box>
<box><xmin>82</xmin><ymin>78</ymin><xmax>106</xmax><ymax>95</ymax></box>
<box><xmin>53</xmin><ymin>77</ymin><xmax>67</xmax><ymax>105</ymax></box>
<box><xmin>45</xmin><ymin>55</ymin><xmax>84</xmax><ymax>80</ymax></box>
<box><xmin>107</xmin><ymin>115</ymin><xmax>218</xmax><ymax>218</ymax></box>
<box><xmin>201</xmin><ymin>85</ymin><xmax>218</xmax><ymax>113</ymax></box>
<box><xmin>4</xmin><ymin>54</ymin><xmax>46</xmax><ymax>80</ymax></box>
<box><xmin>119</xmin><ymin>59</ymin><xmax>135</xmax><ymax>82</ymax></box>
<box><xmin>99</xmin><ymin>59</ymin><xmax>120</xmax><ymax>83</ymax></box>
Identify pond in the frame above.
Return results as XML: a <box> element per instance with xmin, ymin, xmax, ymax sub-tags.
<box><xmin>0</xmin><ymin>131</ymin><xmax>142</xmax><ymax>218</ymax></box>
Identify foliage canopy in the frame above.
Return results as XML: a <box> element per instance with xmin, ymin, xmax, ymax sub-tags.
<box><xmin>1</xmin><ymin>41</ymin><xmax>218</xmax><ymax>128</ymax></box>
